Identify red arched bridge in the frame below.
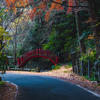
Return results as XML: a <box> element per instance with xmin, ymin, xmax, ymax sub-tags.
<box><xmin>17</xmin><ymin>48</ymin><xmax>60</xmax><ymax>67</ymax></box>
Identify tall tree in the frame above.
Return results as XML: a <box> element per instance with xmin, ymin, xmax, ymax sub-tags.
<box><xmin>4</xmin><ymin>0</ymin><xmax>100</xmax><ymax>56</ymax></box>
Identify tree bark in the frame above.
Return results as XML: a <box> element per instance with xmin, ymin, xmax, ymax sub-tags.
<box><xmin>88</xmin><ymin>0</ymin><xmax>100</xmax><ymax>57</ymax></box>
<box><xmin>0</xmin><ymin>14</ymin><xmax>3</xmax><ymax>52</ymax></box>
<box><xmin>14</xmin><ymin>24</ymin><xmax>17</xmax><ymax>65</ymax></box>
<box><xmin>75</xmin><ymin>12</ymin><xmax>86</xmax><ymax>54</ymax></box>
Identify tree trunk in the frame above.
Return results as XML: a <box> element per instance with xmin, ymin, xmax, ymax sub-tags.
<box><xmin>88</xmin><ymin>0</ymin><xmax>100</xmax><ymax>57</ymax></box>
<box><xmin>14</xmin><ymin>25</ymin><xmax>17</xmax><ymax>65</ymax></box>
<box><xmin>75</xmin><ymin>12</ymin><xmax>86</xmax><ymax>54</ymax></box>
<box><xmin>0</xmin><ymin>5</ymin><xmax>3</xmax><ymax>52</ymax></box>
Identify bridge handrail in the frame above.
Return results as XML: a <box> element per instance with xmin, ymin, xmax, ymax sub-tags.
<box><xmin>39</xmin><ymin>49</ymin><xmax>55</xmax><ymax>56</ymax></box>
<box><xmin>18</xmin><ymin>49</ymin><xmax>58</xmax><ymax>67</ymax></box>
<box><xmin>21</xmin><ymin>50</ymin><xmax>36</xmax><ymax>58</ymax></box>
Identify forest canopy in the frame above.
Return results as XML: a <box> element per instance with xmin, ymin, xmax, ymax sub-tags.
<box><xmin>0</xmin><ymin>0</ymin><xmax>100</xmax><ymax>68</ymax></box>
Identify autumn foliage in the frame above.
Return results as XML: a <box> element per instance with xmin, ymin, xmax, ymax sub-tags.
<box><xmin>5</xmin><ymin>0</ymin><xmax>84</xmax><ymax>22</ymax></box>
<box><xmin>5</xmin><ymin>0</ymin><xmax>65</xmax><ymax>22</ymax></box>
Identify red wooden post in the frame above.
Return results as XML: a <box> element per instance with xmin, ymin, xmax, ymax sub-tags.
<box><xmin>18</xmin><ymin>58</ymin><xmax>20</xmax><ymax>66</ymax></box>
<box><xmin>21</xmin><ymin>57</ymin><xmax>23</xmax><ymax>63</ymax></box>
<box><xmin>46</xmin><ymin>51</ymin><xmax>48</xmax><ymax>56</ymax></box>
<box><xmin>58</xmin><ymin>53</ymin><xmax>60</xmax><ymax>63</ymax></box>
<box><xmin>36</xmin><ymin>48</ymin><xmax>38</xmax><ymax>54</ymax></box>
<box><xmin>39</xmin><ymin>47</ymin><xmax>41</xmax><ymax>54</ymax></box>
<box><xmin>56</xmin><ymin>54</ymin><xmax>58</xmax><ymax>64</ymax></box>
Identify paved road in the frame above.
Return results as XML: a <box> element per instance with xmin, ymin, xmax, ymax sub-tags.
<box><xmin>2</xmin><ymin>73</ymin><xmax>100</xmax><ymax>100</ymax></box>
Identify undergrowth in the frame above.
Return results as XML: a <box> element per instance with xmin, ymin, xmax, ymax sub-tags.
<box><xmin>52</xmin><ymin>64</ymin><xmax>61</xmax><ymax>70</ymax></box>
<box><xmin>64</xmin><ymin>63</ymin><xmax>72</xmax><ymax>69</ymax></box>
<box><xmin>0</xmin><ymin>81</ymin><xmax>6</xmax><ymax>89</ymax></box>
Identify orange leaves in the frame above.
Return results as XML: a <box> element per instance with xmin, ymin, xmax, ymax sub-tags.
<box><xmin>51</xmin><ymin>3</ymin><xmax>57</xmax><ymax>10</ymax></box>
<box><xmin>5</xmin><ymin>0</ymin><xmax>30</xmax><ymax>15</ymax></box>
<box><xmin>57</xmin><ymin>5</ymin><xmax>64</xmax><ymax>11</ymax></box>
<box><xmin>39</xmin><ymin>2</ymin><xmax>47</xmax><ymax>11</ymax></box>
<box><xmin>51</xmin><ymin>0</ymin><xmax>64</xmax><ymax>11</ymax></box>
<box><xmin>20</xmin><ymin>0</ymin><xmax>26</xmax><ymax>7</ymax></box>
<box><xmin>5</xmin><ymin>0</ymin><xmax>29</xmax><ymax>8</ymax></box>
<box><xmin>44</xmin><ymin>0</ymin><xmax>64</xmax><ymax>22</ymax></box>
<box><xmin>28</xmin><ymin>7</ymin><xmax>38</xmax><ymax>20</ymax></box>
<box><xmin>5</xmin><ymin>0</ymin><xmax>11</xmax><ymax>7</ymax></box>
<box><xmin>87</xmin><ymin>35</ymin><xmax>94</xmax><ymax>40</ymax></box>
<box><xmin>67</xmin><ymin>0</ymin><xmax>73</xmax><ymax>13</ymax></box>
<box><xmin>28</xmin><ymin>2</ymin><xmax>47</xmax><ymax>20</ymax></box>
<box><xmin>24</xmin><ymin>0</ymin><xmax>29</xmax><ymax>4</ymax></box>
<box><xmin>45</xmin><ymin>10</ymin><xmax>51</xmax><ymax>22</ymax></box>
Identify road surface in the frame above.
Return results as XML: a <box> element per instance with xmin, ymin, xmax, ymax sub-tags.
<box><xmin>2</xmin><ymin>73</ymin><xmax>100</xmax><ymax>100</ymax></box>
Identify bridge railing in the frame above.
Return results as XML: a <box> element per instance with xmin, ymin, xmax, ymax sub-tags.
<box><xmin>21</xmin><ymin>50</ymin><xmax>37</xmax><ymax>58</ymax></box>
<box><xmin>18</xmin><ymin>49</ymin><xmax>59</xmax><ymax>66</ymax></box>
<box><xmin>39</xmin><ymin>49</ymin><xmax>56</xmax><ymax>59</ymax></box>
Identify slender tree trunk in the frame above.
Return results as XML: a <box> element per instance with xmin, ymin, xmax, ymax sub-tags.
<box><xmin>14</xmin><ymin>25</ymin><xmax>17</xmax><ymax>65</ymax></box>
<box><xmin>0</xmin><ymin>14</ymin><xmax>3</xmax><ymax>51</ymax></box>
<box><xmin>75</xmin><ymin>12</ymin><xmax>86</xmax><ymax>54</ymax></box>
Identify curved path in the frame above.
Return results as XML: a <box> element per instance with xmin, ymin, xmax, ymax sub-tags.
<box><xmin>2</xmin><ymin>73</ymin><xmax>100</xmax><ymax>100</ymax></box>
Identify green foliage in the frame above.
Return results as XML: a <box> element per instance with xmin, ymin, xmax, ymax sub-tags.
<box><xmin>10</xmin><ymin>65</ymin><xmax>16</xmax><ymax>68</ymax></box>
<box><xmin>0</xmin><ymin>54</ymin><xmax>8</xmax><ymax>74</ymax></box>
<box><xmin>64</xmin><ymin>63</ymin><xmax>72</xmax><ymax>69</ymax></box>
<box><xmin>79</xmin><ymin>49</ymin><xmax>96</xmax><ymax>64</ymax></box>
<box><xmin>18</xmin><ymin>22</ymin><xmax>47</xmax><ymax>55</ymax></box>
<box><xmin>43</xmin><ymin>14</ymin><xmax>77</xmax><ymax>62</ymax></box>
<box><xmin>52</xmin><ymin>64</ymin><xmax>61</xmax><ymax>70</ymax></box>
<box><xmin>84</xmin><ymin>75</ymin><xmax>88</xmax><ymax>79</ymax></box>
<box><xmin>64</xmin><ymin>71</ymin><xmax>67</xmax><ymax>73</ymax></box>
<box><xmin>84</xmin><ymin>75</ymin><xmax>97</xmax><ymax>81</ymax></box>
<box><xmin>44</xmin><ymin>14</ymin><xmax>77</xmax><ymax>52</ymax></box>
<box><xmin>0</xmin><ymin>81</ymin><xmax>6</xmax><ymax>88</ymax></box>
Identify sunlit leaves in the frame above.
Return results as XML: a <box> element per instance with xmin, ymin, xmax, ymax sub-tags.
<box><xmin>67</xmin><ymin>0</ymin><xmax>73</xmax><ymax>12</ymax></box>
<box><xmin>0</xmin><ymin>26</ymin><xmax>8</xmax><ymax>36</ymax></box>
<box><xmin>45</xmin><ymin>10</ymin><xmax>51</xmax><ymax>22</ymax></box>
<box><xmin>28</xmin><ymin>7</ymin><xmax>38</xmax><ymax>20</ymax></box>
<box><xmin>50</xmin><ymin>0</ymin><xmax>64</xmax><ymax>11</ymax></box>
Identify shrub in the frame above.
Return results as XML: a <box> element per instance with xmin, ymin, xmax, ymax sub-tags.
<box><xmin>64</xmin><ymin>63</ymin><xmax>72</xmax><ymax>69</ymax></box>
<box><xmin>79</xmin><ymin>49</ymin><xmax>96</xmax><ymax>64</ymax></box>
<box><xmin>0</xmin><ymin>81</ymin><xmax>6</xmax><ymax>88</ymax></box>
<box><xmin>52</xmin><ymin>64</ymin><xmax>61</xmax><ymax>70</ymax></box>
<box><xmin>10</xmin><ymin>65</ymin><xmax>16</xmax><ymax>68</ymax></box>
<box><xmin>0</xmin><ymin>54</ymin><xmax>8</xmax><ymax>74</ymax></box>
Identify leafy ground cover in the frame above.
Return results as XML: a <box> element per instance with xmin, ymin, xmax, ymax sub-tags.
<box><xmin>0</xmin><ymin>81</ymin><xmax>16</xmax><ymax>100</ymax></box>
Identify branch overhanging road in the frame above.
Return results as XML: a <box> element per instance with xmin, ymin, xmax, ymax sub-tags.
<box><xmin>2</xmin><ymin>73</ymin><xmax>100</xmax><ymax>100</ymax></box>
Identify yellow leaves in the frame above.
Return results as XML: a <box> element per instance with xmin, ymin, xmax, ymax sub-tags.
<box><xmin>0</xmin><ymin>26</ymin><xmax>8</xmax><ymax>36</ymax></box>
<box><xmin>0</xmin><ymin>26</ymin><xmax>11</xmax><ymax>50</ymax></box>
<box><xmin>96</xmin><ymin>22</ymin><xmax>100</xmax><ymax>26</ymax></box>
<box><xmin>0</xmin><ymin>18</ymin><xmax>1</xmax><ymax>22</ymax></box>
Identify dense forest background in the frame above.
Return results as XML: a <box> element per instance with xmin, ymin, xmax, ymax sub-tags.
<box><xmin>0</xmin><ymin>0</ymin><xmax>100</xmax><ymax>70</ymax></box>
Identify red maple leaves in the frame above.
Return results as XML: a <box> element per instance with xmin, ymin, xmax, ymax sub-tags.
<box><xmin>5</xmin><ymin>0</ymin><xmax>83</xmax><ymax>22</ymax></box>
